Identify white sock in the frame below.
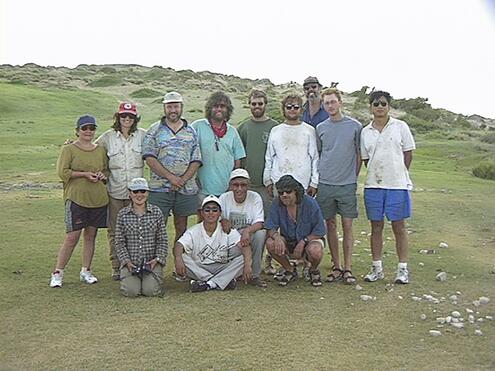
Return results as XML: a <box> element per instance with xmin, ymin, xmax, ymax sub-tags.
<box><xmin>398</xmin><ymin>262</ymin><xmax>408</xmax><ymax>269</ymax></box>
<box><xmin>81</xmin><ymin>267</ymin><xmax>89</xmax><ymax>273</ymax></box>
<box><xmin>372</xmin><ymin>260</ymin><xmax>382</xmax><ymax>270</ymax></box>
<box><xmin>206</xmin><ymin>280</ymin><xmax>217</xmax><ymax>289</ymax></box>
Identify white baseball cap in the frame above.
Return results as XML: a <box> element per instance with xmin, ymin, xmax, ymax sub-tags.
<box><xmin>128</xmin><ymin>177</ymin><xmax>150</xmax><ymax>191</ymax></box>
<box><xmin>162</xmin><ymin>91</ymin><xmax>183</xmax><ymax>104</ymax></box>
<box><xmin>229</xmin><ymin>168</ymin><xmax>250</xmax><ymax>181</ymax></box>
<box><xmin>201</xmin><ymin>195</ymin><xmax>221</xmax><ymax>209</ymax></box>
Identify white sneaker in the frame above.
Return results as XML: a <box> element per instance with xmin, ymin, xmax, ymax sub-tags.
<box><xmin>364</xmin><ymin>266</ymin><xmax>384</xmax><ymax>282</ymax></box>
<box><xmin>80</xmin><ymin>270</ymin><xmax>98</xmax><ymax>284</ymax></box>
<box><xmin>50</xmin><ymin>271</ymin><xmax>64</xmax><ymax>288</ymax></box>
<box><xmin>395</xmin><ymin>267</ymin><xmax>409</xmax><ymax>284</ymax></box>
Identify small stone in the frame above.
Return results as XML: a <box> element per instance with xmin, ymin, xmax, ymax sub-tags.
<box><xmin>479</xmin><ymin>296</ymin><xmax>490</xmax><ymax>304</ymax></box>
<box><xmin>466</xmin><ymin>308</ymin><xmax>474</xmax><ymax>314</ymax></box>
<box><xmin>320</xmin><ymin>297</ymin><xmax>325</xmax><ymax>300</ymax></box>
<box><xmin>468</xmin><ymin>315</ymin><xmax>475</xmax><ymax>323</ymax></box>
<box><xmin>451</xmin><ymin>322</ymin><xmax>464</xmax><ymax>329</ymax></box>
<box><xmin>456</xmin><ymin>291</ymin><xmax>461</xmax><ymax>295</ymax></box>
<box><xmin>436</xmin><ymin>272</ymin><xmax>447</xmax><ymax>281</ymax></box>
<box><xmin>485</xmin><ymin>316</ymin><xmax>493</xmax><ymax>321</ymax></box>
<box><xmin>429</xmin><ymin>330</ymin><xmax>442</xmax><ymax>337</ymax></box>
<box><xmin>360</xmin><ymin>231</ymin><xmax>367</xmax><ymax>235</ymax></box>
<box><xmin>398</xmin><ymin>295</ymin><xmax>403</xmax><ymax>300</ymax></box>
<box><xmin>420</xmin><ymin>314</ymin><xmax>427</xmax><ymax>320</ymax></box>
<box><xmin>418</xmin><ymin>262</ymin><xmax>424</xmax><ymax>267</ymax></box>
<box><xmin>432</xmin><ymin>299</ymin><xmax>440</xmax><ymax>304</ymax></box>
<box><xmin>474</xmin><ymin>329</ymin><xmax>483</xmax><ymax>336</ymax></box>
<box><xmin>451</xmin><ymin>311</ymin><xmax>461</xmax><ymax>318</ymax></box>
<box><xmin>477</xmin><ymin>318</ymin><xmax>484</xmax><ymax>323</ymax></box>
<box><xmin>449</xmin><ymin>295</ymin><xmax>458</xmax><ymax>301</ymax></box>
<box><xmin>412</xmin><ymin>296</ymin><xmax>422</xmax><ymax>302</ymax></box>
<box><xmin>438</xmin><ymin>242</ymin><xmax>449</xmax><ymax>248</ymax></box>
<box><xmin>355</xmin><ymin>284</ymin><xmax>363</xmax><ymax>291</ymax></box>
<box><xmin>436</xmin><ymin>317</ymin><xmax>446</xmax><ymax>324</ymax></box>
<box><xmin>386</xmin><ymin>237</ymin><xmax>392</xmax><ymax>241</ymax></box>
<box><xmin>473</xmin><ymin>300</ymin><xmax>481</xmax><ymax>307</ymax></box>
<box><xmin>451</xmin><ymin>317</ymin><xmax>459</xmax><ymax>323</ymax></box>
<box><xmin>446</xmin><ymin>316</ymin><xmax>452</xmax><ymax>323</ymax></box>
<box><xmin>360</xmin><ymin>295</ymin><xmax>373</xmax><ymax>301</ymax></box>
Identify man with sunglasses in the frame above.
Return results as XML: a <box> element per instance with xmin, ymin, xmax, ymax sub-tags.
<box><xmin>237</xmin><ymin>89</ymin><xmax>278</xmax><ymax>274</ymax></box>
<box><xmin>96</xmin><ymin>102</ymin><xmax>147</xmax><ymax>280</ymax></box>
<box><xmin>143</xmin><ymin>92</ymin><xmax>202</xmax><ymax>247</ymax></box>
<box><xmin>174</xmin><ymin>195</ymin><xmax>253</xmax><ymax>292</ymax></box>
<box><xmin>115</xmin><ymin>178</ymin><xmax>167</xmax><ymax>297</ymax></box>
<box><xmin>316</xmin><ymin>88</ymin><xmax>362</xmax><ymax>285</ymax></box>
<box><xmin>264</xmin><ymin>93</ymin><xmax>319</xmax><ymax>197</ymax></box>
<box><xmin>360</xmin><ymin>90</ymin><xmax>416</xmax><ymax>284</ymax></box>
<box><xmin>302</xmin><ymin>76</ymin><xmax>329</xmax><ymax>128</ymax></box>
<box><xmin>265</xmin><ymin>175</ymin><xmax>325</xmax><ymax>287</ymax></box>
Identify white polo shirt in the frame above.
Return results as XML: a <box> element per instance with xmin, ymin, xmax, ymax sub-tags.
<box><xmin>360</xmin><ymin>117</ymin><xmax>416</xmax><ymax>190</ymax></box>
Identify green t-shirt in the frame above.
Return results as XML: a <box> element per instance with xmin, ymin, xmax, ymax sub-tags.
<box><xmin>57</xmin><ymin>143</ymin><xmax>109</xmax><ymax>208</ymax></box>
<box><xmin>237</xmin><ymin>118</ymin><xmax>278</xmax><ymax>186</ymax></box>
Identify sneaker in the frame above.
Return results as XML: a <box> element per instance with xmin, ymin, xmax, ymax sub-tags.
<box><xmin>364</xmin><ymin>266</ymin><xmax>384</xmax><ymax>282</ymax></box>
<box><xmin>274</xmin><ymin>267</ymin><xmax>286</xmax><ymax>281</ymax></box>
<box><xmin>111</xmin><ymin>268</ymin><xmax>120</xmax><ymax>281</ymax></box>
<box><xmin>190</xmin><ymin>280</ymin><xmax>210</xmax><ymax>293</ymax></box>
<box><xmin>50</xmin><ymin>270</ymin><xmax>63</xmax><ymax>288</ymax></box>
<box><xmin>278</xmin><ymin>269</ymin><xmax>298</xmax><ymax>287</ymax></box>
<box><xmin>395</xmin><ymin>267</ymin><xmax>409</xmax><ymax>284</ymax></box>
<box><xmin>225</xmin><ymin>279</ymin><xmax>237</xmax><ymax>290</ymax></box>
<box><xmin>310</xmin><ymin>269</ymin><xmax>322</xmax><ymax>287</ymax></box>
<box><xmin>80</xmin><ymin>270</ymin><xmax>98</xmax><ymax>284</ymax></box>
<box><xmin>249</xmin><ymin>277</ymin><xmax>268</xmax><ymax>288</ymax></box>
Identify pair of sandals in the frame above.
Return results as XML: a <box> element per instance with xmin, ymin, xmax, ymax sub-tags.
<box><xmin>326</xmin><ymin>266</ymin><xmax>356</xmax><ymax>285</ymax></box>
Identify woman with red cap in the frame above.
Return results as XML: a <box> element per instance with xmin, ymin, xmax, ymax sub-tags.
<box><xmin>95</xmin><ymin>102</ymin><xmax>147</xmax><ymax>280</ymax></box>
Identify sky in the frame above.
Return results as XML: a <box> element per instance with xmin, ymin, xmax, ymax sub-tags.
<box><xmin>1</xmin><ymin>0</ymin><xmax>495</xmax><ymax>118</ymax></box>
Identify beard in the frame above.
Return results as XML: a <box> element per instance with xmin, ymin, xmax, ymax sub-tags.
<box><xmin>251</xmin><ymin>108</ymin><xmax>266</xmax><ymax>118</ymax></box>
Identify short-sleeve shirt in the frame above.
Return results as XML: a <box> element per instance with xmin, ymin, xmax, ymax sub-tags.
<box><xmin>265</xmin><ymin>194</ymin><xmax>326</xmax><ymax>242</ymax></box>
<box><xmin>302</xmin><ymin>102</ymin><xmax>329</xmax><ymax>128</ymax></box>
<box><xmin>177</xmin><ymin>222</ymin><xmax>241</xmax><ymax>264</ymax></box>
<box><xmin>142</xmin><ymin>119</ymin><xmax>202</xmax><ymax>195</ymax></box>
<box><xmin>219</xmin><ymin>190</ymin><xmax>264</xmax><ymax>230</ymax></box>
<box><xmin>316</xmin><ymin>115</ymin><xmax>362</xmax><ymax>185</ymax></box>
<box><xmin>191</xmin><ymin>119</ymin><xmax>246</xmax><ymax>196</ymax></box>
<box><xmin>360</xmin><ymin>117</ymin><xmax>416</xmax><ymax>190</ymax></box>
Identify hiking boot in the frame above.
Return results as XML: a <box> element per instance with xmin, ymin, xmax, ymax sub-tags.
<box><xmin>80</xmin><ymin>270</ymin><xmax>98</xmax><ymax>284</ymax></box>
<box><xmin>249</xmin><ymin>277</ymin><xmax>268</xmax><ymax>288</ymax></box>
<box><xmin>111</xmin><ymin>268</ymin><xmax>120</xmax><ymax>281</ymax></box>
<box><xmin>190</xmin><ymin>280</ymin><xmax>210</xmax><ymax>293</ymax></box>
<box><xmin>225</xmin><ymin>279</ymin><xmax>237</xmax><ymax>290</ymax></box>
<box><xmin>310</xmin><ymin>269</ymin><xmax>322</xmax><ymax>287</ymax></box>
<box><xmin>395</xmin><ymin>267</ymin><xmax>410</xmax><ymax>284</ymax></box>
<box><xmin>50</xmin><ymin>270</ymin><xmax>63</xmax><ymax>288</ymax></box>
<box><xmin>278</xmin><ymin>269</ymin><xmax>298</xmax><ymax>286</ymax></box>
<box><xmin>364</xmin><ymin>266</ymin><xmax>384</xmax><ymax>282</ymax></box>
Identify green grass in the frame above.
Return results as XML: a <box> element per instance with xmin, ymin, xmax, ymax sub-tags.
<box><xmin>1</xmin><ymin>83</ymin><xmax>494</xmax><ymax>370</ymax></box>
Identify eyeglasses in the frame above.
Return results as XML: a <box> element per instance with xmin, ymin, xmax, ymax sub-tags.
<box><xmin>285</xmin><ymin>105</ymin><xmax>300</xmax><ymax>110</ymax></box>
<box><xmin>80</xmin><ymin>125</ymin><xmax>96</xmax><ymax>131</ymax></box>
<box><xmin>202</xmin><ymin>207</ymin><xmax>220</xmax><ymax>213</ymax></box>
<box><xmin>304</xmin><ymin>84</ymin><xmax>319</xmax><ymax>91</ymax></box>
<box><xmin>131</xmin><ymin>189</ymin><xmax>147</xmax><ymax>194</ymax></box>
<box><xmin>278</xmin><ymin>189</ymin><xmax>294</xmax><ymax>195</ymax></box>
<box><xmin>372</xmin><ymin>101</ymin><xmax>388</xmax><ymax>107</ymax></box>
<box><xmin>119</xmin><ymin>113</ymin><xmax>136</xmax><ymax>119</ymax></box>
<box><xmin>250</xmin><ymin>102</ymin><xmax>264</xmax><ymax>107</ymax></box>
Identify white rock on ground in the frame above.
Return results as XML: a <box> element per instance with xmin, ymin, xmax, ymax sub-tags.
<box><xmin>360</xmin><ymin>295</ymin><xmax>373</xmax><ymax>301</ymax></box>
<box><xmin>479</xmin><ymin>296</ymin><xmax>490</xmax><ymax>304</ymax></box>
<box><xmin>419</xmin><ymin>262</ymin><xmax>424</xmax><ymax>267</ymax></box>
<box><xmin>449</xmin><ymin>295</ymin><xmax>458</xmax><ymax>301</ymax></box>
<box><xmin>439</xmin><ymin>242</ymin><xmax>449</xmax><ymax>248</ymax></box>
<box><xmin>446</xmin><ymin>316</ymin><xmax>452</xmax><ymax>323</ymax></box>
<box><xmin>475</xmin><ymin>329</ymin><xmax>483</xmax><ymax>336</ymax></box>
<box><xmin>429</xmin><ymin>330</ymin><xmax>442</xmax><ymax>337</ymax></box>
<box><xmin>485</xmin><ymin>316</ymin><xmax>493</xmax><ymax>320</ymax></box>
<box><xmin>451</xmin><ymin>322</ymin><xmax>464</xmax><ymax>329</ymax></box>
<box><xmin>420</xmin><ymin>314</ymin><xmax>427</xmax><ymax>320</ymax></box>
<box><xmin>436</xmin><ymin>272</ymin><xmax>447</xmax><ymax>281</ymax></box>
<box><xmin>355</xmin><ymin>284</ymin><xmax>363</xmax><ymax>291</ymax></box>
<box><xmin>412</xmin><ymin>296</ymin><xmax>422</xmax><ymax>302</ymax></box>
<box><xmin>468</xmin><ymin>315</ymin><xmax>475</xmax><ymax>323</ymax></box>
<box><xmin>466</xmin><ymin>308</ymin><xmax>474</xmax><ymax>314</ymax></box>
<box><xmin>477</xmin><ymin>318</ymin><xmax>484</xmax><ymax>323</ymax></box>
<box><xmin>451</xmin><ymin>311</ymin><xmax>461</xmax><ymax>318</ymax></box>
<box><xmin>473</xmin><ymin>300</ymin><xmax>481</xmax><ymax>307</ymax></box>
<box><xmin>398</xmin><ymin>295</ymin><xmax>403</xmax><ymax>300</ymax></box>
<box><xmin>436</xmin><ymin>317</ymin><xmax>446</xmax><ymax>324</ymax></box>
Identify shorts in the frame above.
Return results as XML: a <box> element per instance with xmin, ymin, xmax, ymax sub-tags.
<box><xmin>148</xmin><ymin>191</ymin><xmax>198</xmax><ymax>217</ymax></box>
<box><xmin>364</xmin><ymin>188</ymin><xmax>412</xmax><ymax>222</ymax></box>
<box><xmin>65</xmin><ymin>200</ymin><xmax>107</xmax><ymax>233</ymax></box>
<box><xmin>285</xmin><ymin>237</ymin><xmax>325</xmax><ymax>255</ymax></box>
<box><xmin>316</xmin><ymin>183</ymin><xmax>358</xmax><ymax>219</ymax></box>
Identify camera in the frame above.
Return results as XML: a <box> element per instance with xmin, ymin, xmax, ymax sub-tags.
<box><xmin>131</xmin><ymin>261</ymin><xmax>152</xmax><ymax>277</ymax></box>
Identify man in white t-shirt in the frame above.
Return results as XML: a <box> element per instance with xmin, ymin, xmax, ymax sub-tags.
<box><xmin>174</xmin><ymin>195</ymin><xmax>253</xmax><ymax>292</ymax></box>
<box><xmin>360</xmin><ymin>90</ymin><xmax>416</xmax><ymax>284</ymax></box>
<box><xmin>219</xmin><ymin>169</ymin><xmax>267</xmax><ymax>287</ymax></box>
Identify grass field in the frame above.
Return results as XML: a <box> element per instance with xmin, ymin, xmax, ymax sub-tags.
<box><xmin>0</xmin><ymin>82</ymin><xmax>494</xmax><ymax>370</ymax></box>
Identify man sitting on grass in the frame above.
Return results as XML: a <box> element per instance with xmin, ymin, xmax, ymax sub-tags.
<box><xmin>174</xmin><ymin>195</ymin><xmax>253</xmax><ymax>292</ymax></box>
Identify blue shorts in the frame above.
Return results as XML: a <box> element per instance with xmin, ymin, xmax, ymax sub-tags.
<box><xmin>364</xmin><ymin>188</ymin><xmax>411</xmax><ymax>221</ymax></box>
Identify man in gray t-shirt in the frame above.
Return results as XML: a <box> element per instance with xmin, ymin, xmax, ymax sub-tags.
<box><xmin>316</xmin><ymin>88</ymin><xmax>362</xmax><ymax>285</ymax></box>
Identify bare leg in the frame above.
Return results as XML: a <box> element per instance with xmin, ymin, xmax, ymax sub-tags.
<box><xmin>55</xmin><ymin>230</ymin><xmax>82</xmax><ymax>269</ymax></box>
<box><xmin>392</xmin><ymin>220</ymin><xmax>408</xmax><ymax>262</ymax></box>
<box><xmin>370</xmin><ymin>220</ymin><xmax>384</xmax><ymax>261</ymax></box>
<box><xmin>306</xmin><ymin>242</ymin><xmax>323</xmax><ymax>269</ymax></box>
<box><xmin>326</xmin><ymin>218</ymin><xmax>340</xmax><ymax>268</ymax></box>
<box><xmin>173</xmin><ymin>215</ymin><xmax>188</xmax><ymax>244</ymax></box>
<box><xmin>81</xmin><ymin>227</ymin><xmax>98</xmax><ymax>269</ymax></box>
<box><xmin>341</xmin><ymin>217</ymin><xmax>354</xmax><ymax>271</ymax></box>
<box><xmin>266</xmin><ymin>238</ymin><xmax>293</xmax><ymax>271</ymax></box>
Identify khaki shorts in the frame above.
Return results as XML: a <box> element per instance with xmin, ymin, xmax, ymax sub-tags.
<box><xmin>316</xmin><ymin>183</ymin><xmax>358</xmax><ymax>219</ymax></box>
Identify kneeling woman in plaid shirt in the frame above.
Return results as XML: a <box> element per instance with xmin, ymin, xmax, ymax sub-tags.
<box><xmin>115</xmin><ymin>178</ymin><xmax>168</xmax><ymax>297</ymax></box>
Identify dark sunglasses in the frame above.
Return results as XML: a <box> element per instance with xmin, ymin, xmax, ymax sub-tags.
<box><xmin>80</xmin><ymin>125</ymin><xmax>96</xmax><ymax>131</ymax></box>
<box><xmin>119</xmin><ymin>113</ymin><xmax>136</xmax><ymax>119</ymax></box>
<box><xmin>250</xmin><ymin>102</ymin><xmax>264</xmax><ymax>107</ymax></box>
<box><xmin>131</xmin><ymin>189</ymin><xmax>147</xmax><ymax>194</ymax></box>
<box><xmin>279</xmin><ymin>189</ymin><xmax>294</xmax><ymax>195</ymax></box>
<box><xmin>285</xmin><ymin>104</ymin><xmax>300</xmax><ymax>110</ymax></box>
<box><xmin>304</xmin><ymin>84</ymin><xmax>319</xmax><ymax>91</ymax></box>
<box><xmin>203</xmin><ymin>207</ymin><xmax>220</xmax><ymax>213</ymax></box>
<box><xmin>372</xmin><ymin>101</ymin><xmax>388</xmax><ymax>107</ymax></box>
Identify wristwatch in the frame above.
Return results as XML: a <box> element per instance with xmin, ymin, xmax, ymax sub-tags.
<box><xmin>303</xmin><ymin>237</ymin><xmax>309</xmax><ymax>244</ymax></box>
<box><xmin>156</xmin><ymin>257</ymin><xmax>164</xmax><ymax>265</ymax></box>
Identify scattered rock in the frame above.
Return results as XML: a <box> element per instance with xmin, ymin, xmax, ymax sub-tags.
<box><xmin>438</xmin><ymin>242</ymin><xmax>449</xmax><ymax>248</ymax></box>
<box><xmin>479</xmin><ymin>296</ymin><xmax>490</xmax><ymax>304</ymax></box>
<box><xmin>360</xmin><ymin>295</ymin><xmax>374</xmax><ymax>301</ymax></box>
<box><xmin>419</xmin><ymin>249</ymin><xmax>436</xmax><ymax>254</ymax></box>
<box><xmin>418</xmin><ymin>262</ymin><xmax>424</xmax><ymax>267</ymax></box>
<box><xmin>466</xmin><ymin>308</ymin><xmax>474</xmax><ymax>314</ymax></box>
<box><xmin>449</xmin><ymin>295</ymin><xmax>458</xmax><ymax>301</ymax></box>
<box><xmin>468</xmin><ymin>315</ymin><xmax>475</xmax><ymax>324</ymax></box>
<box><xmin>412</xmin><ymin>296</ymin><xmax>422</xmax><ymax>302</ymax></box>
<box><xmin>436</xmin><ymin>272</ymin><xmax>447</xmax><ymax>281</ymax></box>
<box><xmin>451</xmin><ymin>311</ymin><xmax>461</xmax><ymax>318</ymax></box>
<box><xmin>473</xmin><ymin>300</ymin><xmax>481</xmax><ymax>307</ymax></box>
<box><xmin>360</xmin><ymin>231</ymin><xmax>367</xmax><ymax>235</ymax></box>
<box><xmin>355</xmin><ymin>284</ymin><xmax>363</xmax><ymax>291</ymax></box>
<box><xmin>429</xmin><ymin>330</ymin><xmax>442</xmax><ymax>337</ymax></box>
<box><xmin>451</xmin><ymin>322</ymin><xmax>464</xmax><ymax>329</ymax></box>
<box><xmin>446</xmin><ymin>316</ymin><xmax>452</xmax><ymax>323</ymax></box>
<box><xmin>485</xmin><ymin>316</ymin><xmax>493</xmax><ymax>321</ymax></box>
<box><xmin>474</xmin><ymin>329</ymin><xmax>483</xmax><ymax>336</ymax></box>
<box><xmin>398</xmin><ymin>295</ymin><xmax>403</xmax><ymax>300</ymax></box>
<box><xmin>477</xmin><ymin>318</ymin><xmax>484</xmax><ymax>323</ymax></box>
<box><xmin>420</xmin><ymin>314</ymin><xmax>427</xmax><ymax>320</ymax></box>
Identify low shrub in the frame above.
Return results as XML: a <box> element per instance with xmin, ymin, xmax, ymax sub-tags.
<box><xmin>480</xmin><ymin>132</ymin><xmax>495</xmax><ymax>144</ymax></box>
<box><xmin>473</xmin><ymin>161</ymin><xmax>495</xmax><ymax>180</ymax></box>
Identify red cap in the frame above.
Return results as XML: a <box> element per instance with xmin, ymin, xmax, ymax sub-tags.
<box><xmin>118</xmin><ymin>102</ymin><xmax>137</xmax><ymax>115</ymax></box>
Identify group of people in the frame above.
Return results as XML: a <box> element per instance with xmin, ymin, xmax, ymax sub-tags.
<box><xmin>49</xmin><ymin>76</ymin><xmax>416</xmax><ymax>297</ymax></box>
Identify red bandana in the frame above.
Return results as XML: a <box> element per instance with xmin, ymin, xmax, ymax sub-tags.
<box><xmin>209</xmin><ymin>121</ymin><xmax>227</xmax><ymax>139</ymax></box>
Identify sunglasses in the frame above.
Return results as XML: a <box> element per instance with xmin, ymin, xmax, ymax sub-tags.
<box><xmin>131</xmin><ymin>189</ymin><xmax>147</xmax><ymax>194</ymax></box>
<box><xmin>278</xmin><ymin>189</ymin><xmax>294</xmax><ymax>195</ymax></box>
<box><xmin>119</xmin><ymin>113</ymin><xmax>136</xmax><ymax>119</ymax></box>
<box><xmin>372</xmin><ymin>101</ymin><xmax>388</xmax><ymax>107</ymax></box>
<box><xmin>304</xmin><ymin>84</ymin><xmax>319</xmax><ymax>91</ymax></box>
<box><xmin>80</xmin><ymin>125</ymin><xmax>96</xmax><ymax>131</ymax></box>
<box><xmin>250</xmin><ymin>102</ymin><xmax>264</xmax><ymax>107</ymax></box>
<box><xmin>202</xmin><ymin>207</ymin><xmax>220</xmax><ymax>213</ymax></box>
<box><xmin>285</xmin><ymin>104</ymin><xmax>300</xmax><ymax>110</ymax></box>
